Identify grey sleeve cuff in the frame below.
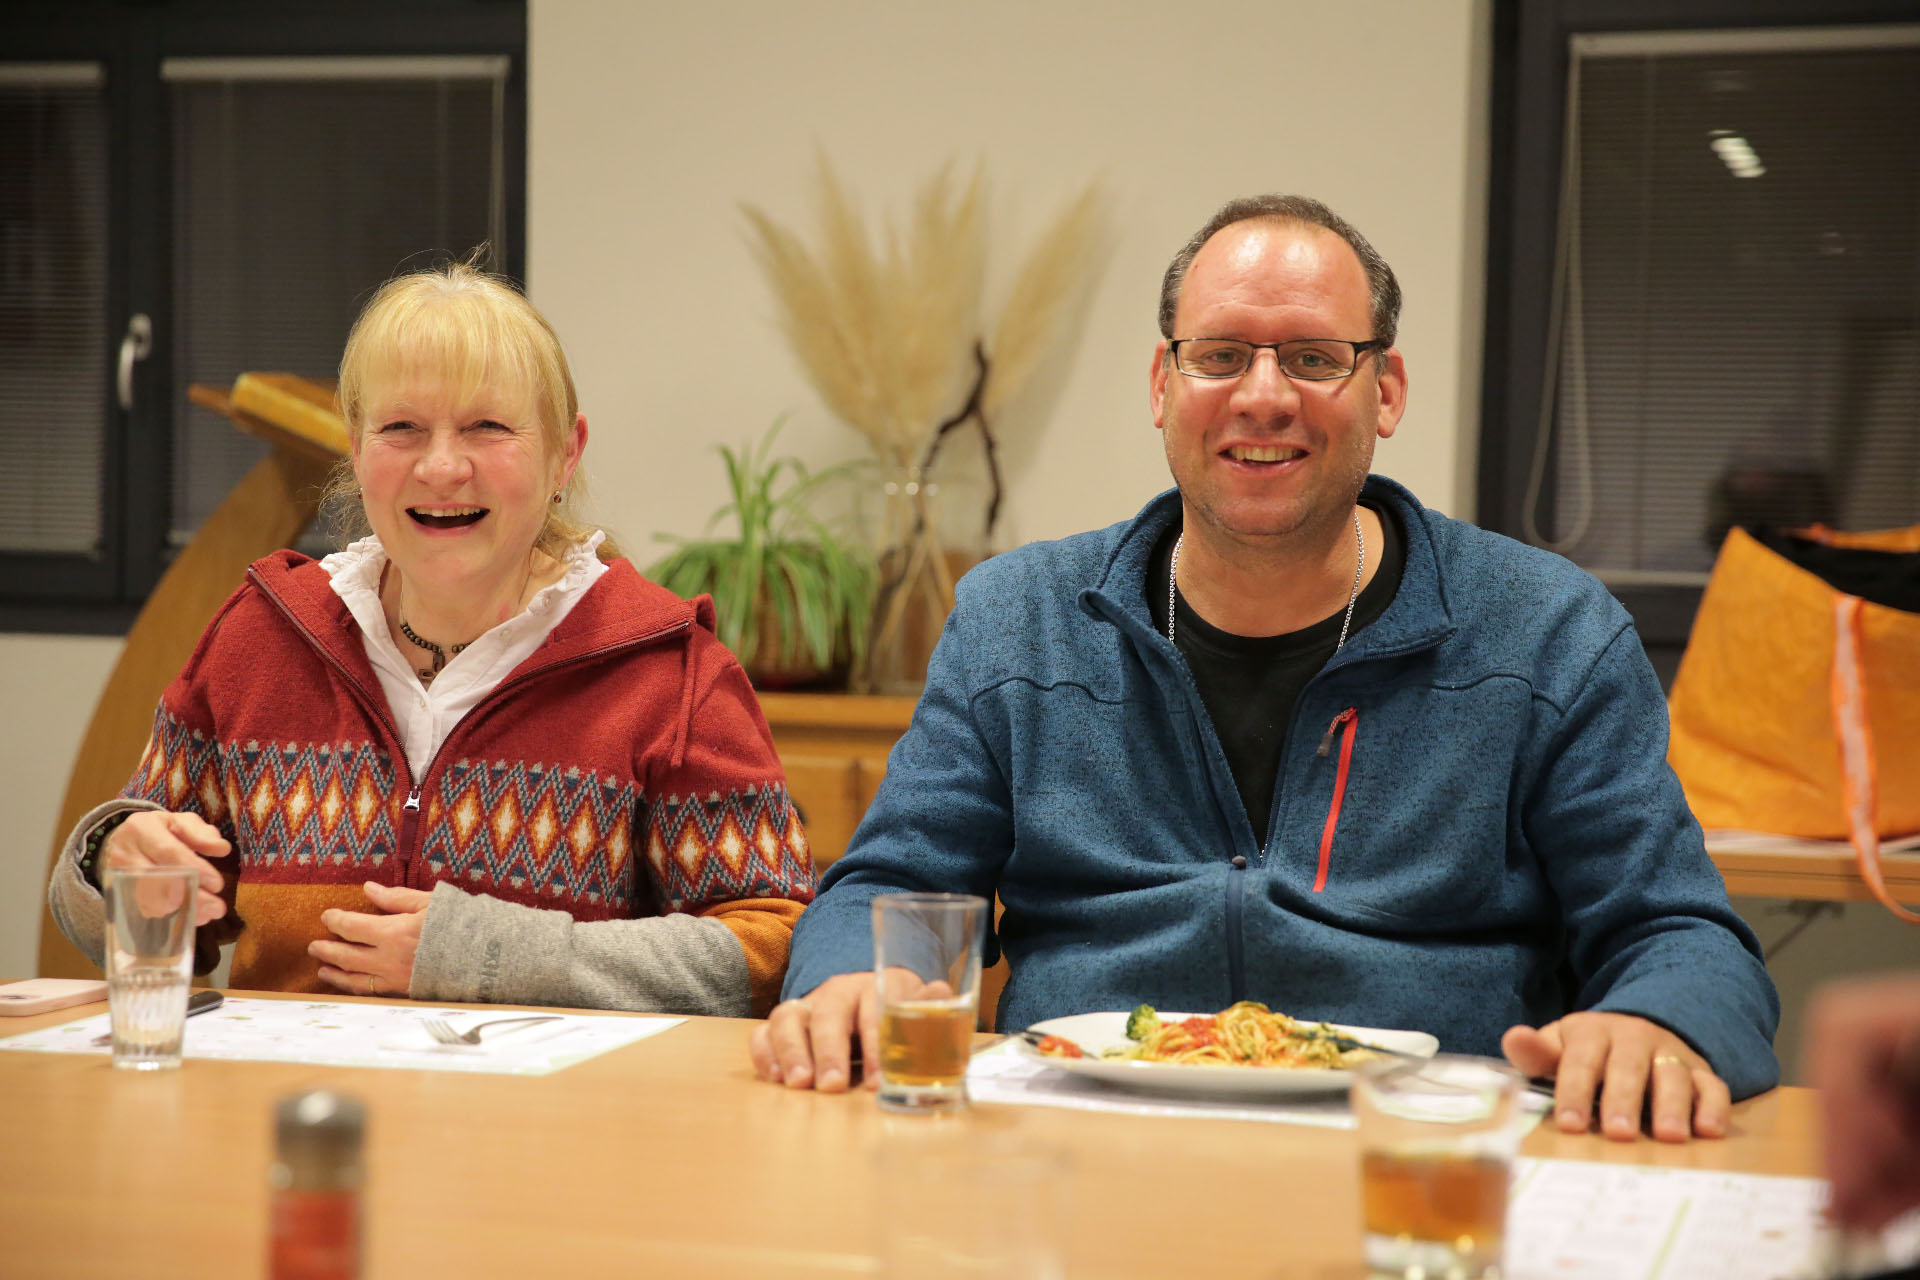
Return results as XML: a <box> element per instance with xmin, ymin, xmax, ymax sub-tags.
<box><xmin>410</xmin><ymin>882</ymin><xmax>753</xmax><ymax>1018</ymax></box>
<box><xmin>46</xmin><ymin>798</ymin><xmax>166</xmax><ymax>970</ymax></box>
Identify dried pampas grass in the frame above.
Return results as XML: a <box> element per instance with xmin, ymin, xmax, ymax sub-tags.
<box><xmin>743</xmin><ymin>154</ymin><xmax>986</xmax><ymax>469</ymax></box>
<box><xmin>743</xmin><ymin>156</ymin><xmax>1108</xmax><ymax>482</ymax></box>
<box><xmin>983</xmin><ymin>177</ymin><xmax>1109</xmax><ymax>420</ymax></box>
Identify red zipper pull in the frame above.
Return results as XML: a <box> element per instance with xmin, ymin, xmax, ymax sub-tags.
<box><xmin>1316</xmin><ymin>708</ymin><xmax>1356</xmax><ymax>758</ymax></box>
<box><xmin>1313</xmin><ymin>707</ymin><xmax>1360</xmax><ymax>893</ymax></box>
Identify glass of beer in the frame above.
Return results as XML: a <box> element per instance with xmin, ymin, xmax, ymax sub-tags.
<box><xmin>1351</xmin><ymin>1053</ymin><xmax>1526</xmax><ymax>1279</ymax></box>
<box><xmin>871</xmin><ymin>893</ymin><xmax>987</xmax><ymax>1113</ymax></box>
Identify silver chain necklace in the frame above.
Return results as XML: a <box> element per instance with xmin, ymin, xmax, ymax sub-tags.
<box><xmin>1168</xmin><ymin>509</ymin><xmax>1366</xmax><ymax>651</ymax></box>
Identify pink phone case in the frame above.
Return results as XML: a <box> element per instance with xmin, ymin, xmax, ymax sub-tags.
<box><xmin>0</xmin><ymin>978</ymin><xmax>109</xmax><ymax>1016</ymax></box>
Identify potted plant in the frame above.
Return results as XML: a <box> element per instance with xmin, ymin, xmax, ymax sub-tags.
<box><xmin>647</xmin><ymin>420</ymin><xmax>875</xmax><ymax>689</ymax></box>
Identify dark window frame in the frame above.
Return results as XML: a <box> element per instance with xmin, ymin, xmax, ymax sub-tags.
<box><xmin>0</xmin><ymin>0</ymin><xmax>526</xmax><ymax>634</ymax></box>
<box><xmin>1480</xmin><ymin>0</ymin><xmax>1918</xmax><ymax>676</ymax></box>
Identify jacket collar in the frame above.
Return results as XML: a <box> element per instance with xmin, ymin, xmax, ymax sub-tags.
<box><xmin>248</xmin><ymin>550</ymin><xmax>703</xmax><ymax>685</ymax></box>
<box><xmin>1082</xmin><ymin>475</ymin><xmax>1457</xmax><ymax>662</ymax></box>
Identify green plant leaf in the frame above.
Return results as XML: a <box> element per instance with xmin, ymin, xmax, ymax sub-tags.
<box><xmin>643</xmin><ymin>417</ymin><xmax>879</xmax><ymax>679</ymax></box>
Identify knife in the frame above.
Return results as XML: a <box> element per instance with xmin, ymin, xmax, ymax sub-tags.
<box><xmin>90</xmin><ymin>989</ymin><xmax>224</xmax><ymax>1046</ymax></box>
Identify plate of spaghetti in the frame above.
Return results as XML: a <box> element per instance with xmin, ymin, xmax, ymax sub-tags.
<box><xmin>1014</xmin><ymin>1002</ymin><xmax>1439</xmax><ymax>1097</ymax></box>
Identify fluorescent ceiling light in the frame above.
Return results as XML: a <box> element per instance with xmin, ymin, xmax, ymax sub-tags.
<box><xmin>1708</xmin><ymin>130</ymin><xmax>1766</xmax><ymax>178</ymax></box>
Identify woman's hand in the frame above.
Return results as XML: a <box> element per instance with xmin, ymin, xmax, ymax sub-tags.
<box><xmin>101</xmin><ymin>810</ymin><xmax>232</xmax><ymax>927</ymax></box>
<box><xmin>309</xmin><ymin>881</ymin><xmax>432</xmax><ymax>998</ymax></box>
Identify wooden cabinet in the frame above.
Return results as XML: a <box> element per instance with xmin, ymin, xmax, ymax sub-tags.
<box><xmin>758</xmin><ymin>692</ymin><xmax>916</xmax><ymax>872</ymax></box>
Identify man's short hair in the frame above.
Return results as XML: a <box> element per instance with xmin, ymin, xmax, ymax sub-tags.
<box><xmin>1157</xmin><ymin>194</ymin><xmax>1402</xmax><ymax>353</ymax></box>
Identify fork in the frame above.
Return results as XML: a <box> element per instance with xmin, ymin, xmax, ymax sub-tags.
<box><xmin>1298</xmin><ymin>1029</ymin><xmax>1423</xmax><ymax>1060</ymax></box>
<box><xmin>420</xmin><ymin>1015</ymin><xmax>562</xmax><ymax>1046</ymax></box>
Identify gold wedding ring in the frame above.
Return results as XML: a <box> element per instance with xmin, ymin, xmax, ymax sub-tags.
<box><xmin>1651</xmin><ymin>1054</ymin><xmax>1685</xmax><ymax>1067</ymax></box>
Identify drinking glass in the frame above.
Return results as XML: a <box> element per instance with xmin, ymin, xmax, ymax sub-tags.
<box><xmin>103</xmin><ymin>865</ymin><xmax>199</xmax><ymax>1071</ymax></box>
<box><xmin>871</xmin><ymin>893</ymin><xmax>987</xmax><ymax>1113</ymax></box>
<box><xmin>1351</xmin><ymin>1053</ymin><xmax>1526</xmax><ymax>1280</ymax></box>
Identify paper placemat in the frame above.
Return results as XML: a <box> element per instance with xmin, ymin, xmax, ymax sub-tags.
<box><xmin>0</xmin><ymin>997</ymin><xmax>681</xmax><ymax>1076</ymax></box>
<box><xmin>1507</xmin><ymin>1158</ymin><xmax>1920</xmax><ymax>1280</ymax></box>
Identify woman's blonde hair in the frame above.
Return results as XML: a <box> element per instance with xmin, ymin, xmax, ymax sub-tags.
<box><xmin>322</xmin><ymin>256</ymin><xmax>616</xmax><ymax>560</ymax></box>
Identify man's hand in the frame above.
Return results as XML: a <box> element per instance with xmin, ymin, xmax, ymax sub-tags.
<box><xmin>1804</xmin><ymin>974</ymin><xmax>1920</xmax><ymax>1230</ymax></box>
<box><xmin>308</xmin><ymin>881</ymin><xmax>431</xmax><ymax>998</ymax></box>
<box><xmin>102</xmin><ymin>810</ymin><xmax>232</xmax><ymax>928</ymax></box>
<box><xmin>749</xmin><ymin>968</ymin><xmax>952</xmax><ymax>1093</ymax></box>
<box><xmin>1502</xmin><ymin>1011</ymin><xmax>1730</xmax><ymax>1143</ymax></box>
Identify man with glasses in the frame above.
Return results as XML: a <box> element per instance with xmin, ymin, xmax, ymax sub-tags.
<box><xmin>752</xmin><ymin>195</ymin><xmax>1779</xmax><ymax>1140</ymax></box>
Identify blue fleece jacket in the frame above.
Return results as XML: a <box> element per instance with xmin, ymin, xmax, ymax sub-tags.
<box><xmin>786</xmin><ymin>478</ymin><xmax>1780</xmax><ymax>1099</ymax></box>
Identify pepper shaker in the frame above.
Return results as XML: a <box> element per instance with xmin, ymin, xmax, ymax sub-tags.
<box><xmin>269</xmin><ymin>1090</ymin><xmax>365</xmax><ymax>1280</ymax></box>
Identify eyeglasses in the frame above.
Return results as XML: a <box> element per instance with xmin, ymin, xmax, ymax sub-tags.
<box><xmin>1168</xmin><ymin>338</ymin><xmax>1385</xmax><ymax>381</ymax></box>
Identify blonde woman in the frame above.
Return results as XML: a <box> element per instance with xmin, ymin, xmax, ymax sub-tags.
<box><xmin>49</xmin><ymin>262</ymin><xmax>813</xmax><ymax>1016</ymax></box>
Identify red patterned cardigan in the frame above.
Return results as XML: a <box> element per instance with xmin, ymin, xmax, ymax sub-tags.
<box><xmin>87</xmin><ymin>550</ymin><xmax>814</xmax><ymax>1015</ymax></box>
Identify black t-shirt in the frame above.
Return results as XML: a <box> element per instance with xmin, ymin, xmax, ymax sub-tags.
<box><xmin>1145</xmin><ymin>503</ymin><xmax>1405</xmax><ymax>849</ymax></box>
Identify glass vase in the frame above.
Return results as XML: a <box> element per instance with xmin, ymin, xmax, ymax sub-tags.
<box><xmin>856</xmin><ymin>464</ymin><xmax>981</xmax><ymax>695</ymax></box>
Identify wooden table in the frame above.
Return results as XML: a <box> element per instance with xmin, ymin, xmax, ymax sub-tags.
<box><xmin>0</xmin><ymin>991</ymin><xmax>1823</xmax><ymax>1280</ymax></box>
<box><xmin>1707</xmin><ymin>837</ymin><xmax>1920</xmax><ymax>905</ymax></box>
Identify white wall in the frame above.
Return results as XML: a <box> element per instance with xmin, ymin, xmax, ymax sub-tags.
<box><xmin>525</xmin><ymin>0</ymin><xmax>1492</xmax><ymax>559</ymax></box>
<box><xmin>0</xmin><ymin>635</ymin><xmax>123</xmax><ymax>976</ymax></box>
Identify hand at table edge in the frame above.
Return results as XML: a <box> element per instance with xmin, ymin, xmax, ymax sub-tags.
<box><xmin>1503</xmin><ymin>1011</ymin><xmax>1731</xmax><ymax>1143</ymax></box>
<box><xmin>751</xmin><ymin>971</ymin><xmax>875</xmax><ymax>1093</ymax></box>
<box><xmin>749</xmin><ymin>968</ymin><xmax>957</xmax><ymax>1094</ymax></box>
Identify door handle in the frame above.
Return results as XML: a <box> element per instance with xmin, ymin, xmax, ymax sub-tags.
<box><xmin>117</xmin><ymin>312</ymin><xmax>152</xmax><ymax>412</ymax></box>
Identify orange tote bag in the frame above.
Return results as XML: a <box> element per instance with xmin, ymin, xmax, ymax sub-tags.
<box><xmin>1667</xmin><ymin>524</ymin><xmax>1920</xmax><ymax>923</ymax></box>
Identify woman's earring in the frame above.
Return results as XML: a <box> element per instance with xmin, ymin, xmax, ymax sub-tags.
<box><xmin>550</xmin><ymin>491</ymin><xmax>562</xmax><ymax>505</ymax></box>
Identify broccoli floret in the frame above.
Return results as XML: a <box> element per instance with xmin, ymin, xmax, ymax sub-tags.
<box><xmin>1124</xmin><ymin>1004</ymin><xmax>1160</xmax><ymax>1041</ymax></box>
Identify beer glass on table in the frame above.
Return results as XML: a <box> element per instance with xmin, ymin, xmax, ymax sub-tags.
<box><xmin>870</xmin><ymin>893</ymin><xmax>986</xmax><ymax>1113</ymax></box>
<box><xmin>1351</xmin><ymin>1053</ymin><xmax>1526</xmax><ymax>1279</ymax></box>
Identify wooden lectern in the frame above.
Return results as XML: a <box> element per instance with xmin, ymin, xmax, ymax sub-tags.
<box><xmin>36</xmin><ymin>376</ymin><xmax>348</xmax><ymax>979</ymax></box>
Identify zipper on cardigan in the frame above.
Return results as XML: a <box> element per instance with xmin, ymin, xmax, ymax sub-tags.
<box><xmin>249</xmin><ymin>565</ymin><xmax>690</xmax><ymax>881</ymax></box>
<box><xmin>1313</xmin><ymin>708</ymin><xmax>1358</xmax><ymax>892</ymax></box>
<box><xmin>398</xmin><ymin>787</ymin><xmax>423</xmax><ymax>868</ymax></box>
<box><xmin>387</xmin><ymin>626</ymin><xmax>686</xmax><ymax>880</ymax></box>
<box><xmin>1225</xmin><ymin>859</ymin><xmax>1247</xmax><ymax>1003</ymax></box>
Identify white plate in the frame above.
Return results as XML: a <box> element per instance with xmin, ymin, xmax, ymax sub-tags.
<box><xmin>1013</xmin><ymin>1011</ymin><xmax>1439</xmax><ymax>1098</ymax></box>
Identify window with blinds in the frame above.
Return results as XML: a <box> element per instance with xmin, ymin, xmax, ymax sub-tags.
<box><xmin>0</xmin><ymin>66</ymin><xmax>108</xmax><ymax>557</ymax></box>
<box><xmin>167</xmin><ymin>56</ymin><xmax>506</xmax><ymax>550</ymax></box>
<box><xmin>1531</xmin><ymin>27</ymin><xmax>1920</xmax><ymax>586</ymax></box>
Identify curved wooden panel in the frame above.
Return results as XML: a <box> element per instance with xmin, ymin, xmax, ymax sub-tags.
<box><xmin>37</xmin><ymin>380</ymin><xmax>342</xmax><ymax>977</ymax></box>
